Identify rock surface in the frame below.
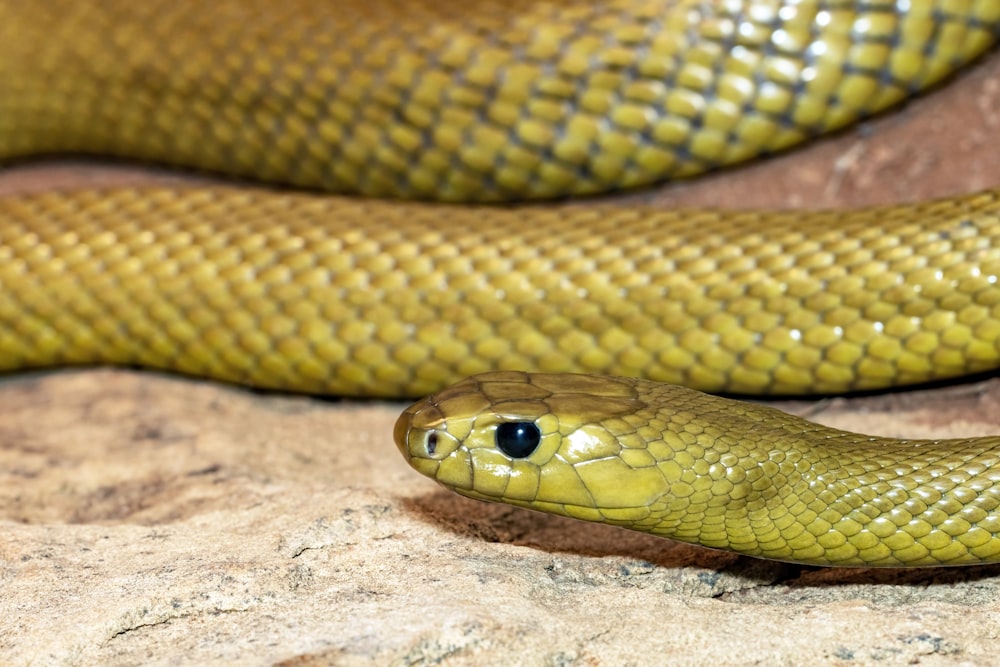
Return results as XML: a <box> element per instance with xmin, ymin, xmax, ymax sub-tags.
<box><xmin>3</xmin><ymin>48</ymin><xmax>1000</xmax><ymax>667</ymax></box>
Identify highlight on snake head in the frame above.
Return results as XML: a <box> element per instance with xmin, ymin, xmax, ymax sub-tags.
<box><xmin>395</xmin><ymin>371</ymin><xmax>1000</xmax><ymax>567</ymax></box>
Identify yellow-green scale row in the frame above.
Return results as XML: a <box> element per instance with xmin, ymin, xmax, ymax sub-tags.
<box><xmin>0</xmin><ymin>0</ymin><xmax>997</xmax><ymax>201</ymax></box>
<box><xmin>2</xmin><ymin>188</ymin><xmax>1000</xmax><ymax>397</ymax></box>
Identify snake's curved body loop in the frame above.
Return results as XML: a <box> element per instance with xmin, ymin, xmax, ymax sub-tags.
<box><xmin>1</xmin><ymin>1</ymin><xmax>1000</xmax><ymax>397</ymax></box>
<box><xmin>3</xmin><ymin>1</ymin><xmax>1000</xmax><ymax>566</ymax></box>
<box><xmin>3</xmin><ymin>187</ymin><xmax>1000</xmax><ymax>397</ymax></box>
<box><xmin>2</xmin><ymin>0</ymin><xmax>996</xmax><ymax>201</ymax></box>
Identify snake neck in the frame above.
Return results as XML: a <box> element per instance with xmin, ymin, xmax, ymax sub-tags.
<box><xmin>641</xmin><ymin>412</ymin><xmax>1000</xmax><ymax>566</ymax></box>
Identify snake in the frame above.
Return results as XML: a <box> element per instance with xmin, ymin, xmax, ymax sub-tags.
<box><xmin>3</xmin><ymin>1</ymin><xmax>1000</xmax><ymax>566</ymax></box>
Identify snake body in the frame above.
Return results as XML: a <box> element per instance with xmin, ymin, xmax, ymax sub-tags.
<box><xmin>3</xmin><ymin>1</ymin><xmax>1000</xmax><ymax>565</ymax></box>
<box><xmin>3</xmin><ymin>1</ymin><xmax>996</xmax><ymax>201</ymax></box>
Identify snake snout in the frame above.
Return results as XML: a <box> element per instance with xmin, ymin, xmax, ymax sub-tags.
<box><xmin>393</xmin><ymin>399</ymin><xmax>462</xmax><ymax>478</ymax></box>
<box><xmin>392</xmin><ymin>408</ymin><xmax>416</xmax><ymax>459</ymax></box>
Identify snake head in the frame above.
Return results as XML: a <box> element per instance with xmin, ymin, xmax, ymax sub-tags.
<box><xmin>393</xmin><ymin>371</ymin><xmax>677</xmax><ymax>525</ymax></box>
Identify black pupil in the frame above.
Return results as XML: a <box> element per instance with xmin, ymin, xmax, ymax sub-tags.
<box><xmin>495</xmin><ymin>422</ymin><xmax>541</xmax><ymax>458</ymax></box>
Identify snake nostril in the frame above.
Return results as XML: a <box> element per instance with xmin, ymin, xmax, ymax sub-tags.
<box><xmin>426</xmin><ymin>431</ymin><xmax>438</xmax><ymax>455</ymax></box>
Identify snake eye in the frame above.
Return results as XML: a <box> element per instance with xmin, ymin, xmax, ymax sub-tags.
<box><xmin>495</xmin><ymin>422</ymin><xmax>541</xmax><ymax>458</ymax></box>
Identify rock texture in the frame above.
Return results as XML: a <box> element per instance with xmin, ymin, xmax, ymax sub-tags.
<box><xmin>2</xmin><ymin>48</ymin><xmax>1000</xmax><ymax>667</ymax></box>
